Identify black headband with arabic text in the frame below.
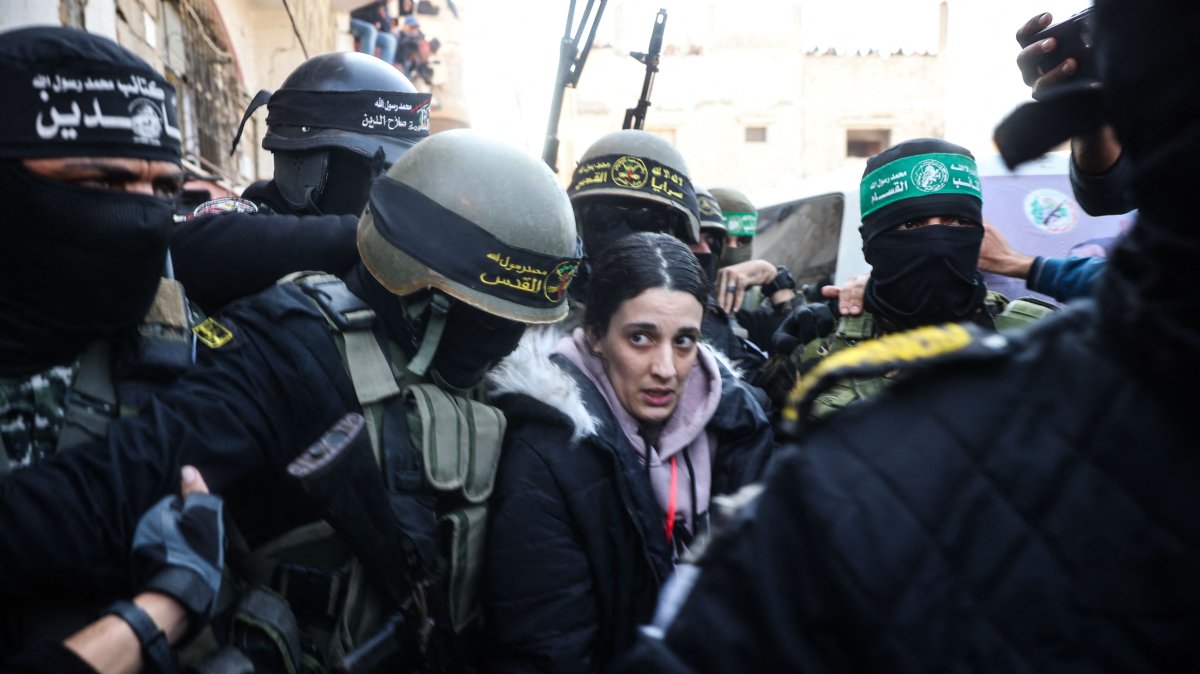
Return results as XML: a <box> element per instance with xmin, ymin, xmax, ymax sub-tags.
<box><xmin>0</xmin><ymin>65</ymin><xmax>181</xmax><ymax>162</ymax></box>
<box><xmin>569</xmin><ymin>153</ymin><xmax>699</xmax><ymax>219</ymax></box>
<box><xmin>268</xmin><ymin>90</ymin><xmax>432</xmax><ymax>140</ymax></box>
<box><xmin>369</xmin><ymin>176</ymin><xmax>581</xmax><ymax>309</ymax></box>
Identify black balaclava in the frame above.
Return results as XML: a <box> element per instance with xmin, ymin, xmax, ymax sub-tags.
<box><xmin>0</xmin><ymin>27</ymin><xmax>180</xmax><ymax>376</ymax></box>
<box><xmin>429</xmin><ymin>300</ymin><xmax>526</xmax><ymax>391</ymax></box>
<box><xmin>858</xmin><ymin>138</ymin><xmax>987</xmax><ymax>330</ymax></box>
<box><xmin>345</xmin><ymin>262</ymin><xmax>525</xmax><ymax>391</ymax></box>
<box><xmin>272</xmin><ymin>148</ymin><xmax>384</xmax><ymax>216</ymax></box>
<box><xmin>694</xmin><ymin>250</ymin><xmax>719</xmax><ymax>294</ymax></box>
<box><xmin>718</xmin><ymin>241</ymin><xmax>752</xmax><ymax>268</ymax></box>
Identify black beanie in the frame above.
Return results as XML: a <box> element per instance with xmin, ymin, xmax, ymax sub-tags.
<box><xmin>0</xmin><ymin>26</ymin><xmax>181</xmax><ymax>163</ymax></box>
<box><xmin>858</xmin><ymin>138</ymin><xmax>983</xmax><ymax>244</ymax></box>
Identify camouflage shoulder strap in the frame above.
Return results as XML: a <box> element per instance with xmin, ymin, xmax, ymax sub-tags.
<box><xmin>781</xmin><ymin>322</ymin><xmax>1014</xmax><ymax>432</ymax></box>
<box><xmin>57</xmin><ymin>278</ymin><xmax>194</xmax><ymax>451</ymax></box>
<box><xmin>56</xmin><ymin>340</ymin><xmax>117</xmax><ymax>451</ymax></box>
<box><xmin>994</xmin><ymin>296</ymin><xmax>1059</xmax><ymax>332</ymax></box>
<box><xmin>789</xmin><ymin>313</ymin><xmax>888</xmax><ymax>419</ymax></box>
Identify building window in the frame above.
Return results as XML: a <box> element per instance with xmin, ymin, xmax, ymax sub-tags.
<box><xmin>846</xmin><ymin>129</ymin><xmax>890</xmax><ymax>157</ymax></box>
<box><xmin>745</xmin><ymin>126</ymin><xmax>767</xmax><ymax>143</ymax></box>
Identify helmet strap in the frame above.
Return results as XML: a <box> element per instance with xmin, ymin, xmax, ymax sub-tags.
<box><xmin>228</xmin><ymin>89</ymin><xmax>272</xmax><ymax>157</ymax></box>
<box><xmin>407</xmin><ymin>292</ymin><xmax>452</xmax><ymax>376</ymax></box>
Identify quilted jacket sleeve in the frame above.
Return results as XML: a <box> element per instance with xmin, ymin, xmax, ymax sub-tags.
<box><xmin>484</xmin><ymin>433</ymin><xmax>600</xmax><ymax>674</ymax></box>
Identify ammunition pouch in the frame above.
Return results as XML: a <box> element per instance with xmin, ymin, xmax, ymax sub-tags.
<box><xmin>216</xmin><ymin>273</ymin><xmax>504</xmax><ymax>672</ymax></box>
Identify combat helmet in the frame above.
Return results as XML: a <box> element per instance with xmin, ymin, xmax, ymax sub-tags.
<box><xmin>695</xmin><ymin>186</ymin><xmax>727</xmax><ymax>236</ymax></box>
<box><xmin>710</xmin><ymin>186</ymin><xmax>757</xmax><ymax>266</ymax></box>
<box><xmin>359</xmin><ymin>129</ymin><xmax>581</xmax><ymax>325</ymax></box>
<box><xmin>709</xmin><ymin>187</ymin><xmax>757</xmax><ymax>238</ymax></box>
<box><xmin>229</xmin><ymin>52</ymin><xmax>431</xmax><ymax>214</ymax></box>
<box><xmin>568</xmin><ymin>129</ymin><xmax>701</xmax><ymax>245</ymax></box>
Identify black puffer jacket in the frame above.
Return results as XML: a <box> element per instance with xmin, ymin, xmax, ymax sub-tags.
<box><xmin>483</xmin><ymin>330</ymin><xmax>775</xmax><ymax>673</ymax></box>
<box><xmin>617</xmin><ymin>304</ymin><xmax>1200</xmax><ymax>672</ymax></box>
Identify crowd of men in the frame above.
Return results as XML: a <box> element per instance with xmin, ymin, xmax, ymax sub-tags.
<box><xmin>1</xmin><ymin>0</ymin><xmax>1197</xmax><ymax>671</ymax></box>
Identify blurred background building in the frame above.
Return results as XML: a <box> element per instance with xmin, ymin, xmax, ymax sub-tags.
<box><xmin>0</xmin><ymin>0</ymin><xmax>1087</xmax><ymax>200</ymax></box>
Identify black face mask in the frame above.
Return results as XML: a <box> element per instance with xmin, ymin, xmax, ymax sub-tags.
<box><xmin>274</xmin><ymin>149</ymin><xmax>382</xmax><ymax>216</ymax></box>
<box><xmin>578</xmin><ymin>202</ymin><xmax>683</xmax><ymax>259</ymax></box>
<box><xmin>431</xmin><ymin>301</ymin><xmax>526</xmax><ymax>390</ymax></box>
<box><xmin>345</xmin><ymin>264</ymin><xmax>525</xmax><ymax>390</ymax></box>
<box><xmin>0</xmin><ymin>162</ymin><xmax>174</xmax><ymax>375</ymax></box>
<box><xmin>719</xmin><ymin>243</ymin><xmax>752</xmax><ymax>269</ymax></box>
<box><xmin>693</xmin><ymin>252</ymin><xmax>718</xmax><ymax>295</ymax></box>
<box><xmin>863</xmin><ymin>225</ymin><xmax>987</xmax><ymax>330</ymax></box>
<box><xmin>315</xmin><ymin>150</ymin><xmax>380</xmax><ymax>216</ymax></box>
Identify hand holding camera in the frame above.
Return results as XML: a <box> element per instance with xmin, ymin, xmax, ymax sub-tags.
<box><xmin>1016</xmin><ymin>8</ymin><xmax>1095</xmax><ymax>100</ymax></box>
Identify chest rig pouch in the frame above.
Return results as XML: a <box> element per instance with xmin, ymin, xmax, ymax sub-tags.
<box><xmin>218</xmin><ymin>273</ymin><xmax>504</xmax><ymax>672</ymax></box>
<box><xmin>797</xmin><ymin>313</ymin><xmax>890</xmax><ymax>420</ymax></box>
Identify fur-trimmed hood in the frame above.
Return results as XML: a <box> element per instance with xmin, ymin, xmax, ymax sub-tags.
<box><xmin>487</xmin><ymin>326</ymin><xmax>598</xmax><ymax>444</ymax></box>
<box><xmin>488</xmin><ymin>324</ymin><xmax>739</xmax><ymax>439</ymax></box>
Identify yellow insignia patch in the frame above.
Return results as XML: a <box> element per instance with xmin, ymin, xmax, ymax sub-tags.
<box><xmin>782</xmin><ymin>323</ymin><xmax>972</xmax><ymax>423</ymax></box>
<box><xmin>193</xmin><ymin>317</ymin><xmax>233</xmax><ymax>349</ymax></box>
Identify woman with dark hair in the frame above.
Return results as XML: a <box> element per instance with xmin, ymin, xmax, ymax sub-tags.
<box><xmin>482</xmin><ymin>232</ymin><xmax>776</xmax><ymax>672</ymax></box>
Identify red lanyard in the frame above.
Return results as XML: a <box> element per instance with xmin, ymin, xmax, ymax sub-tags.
<box><xmin>664</xmin><ymin>455</ymin><xmax>678</xmax><ymax>543</ymax></box>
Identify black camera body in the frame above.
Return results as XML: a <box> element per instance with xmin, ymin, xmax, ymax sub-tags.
<box><xmin>1020</xmin><ymin>7</ymin><xmax>1097</xmax><ymax>82</ymax></box>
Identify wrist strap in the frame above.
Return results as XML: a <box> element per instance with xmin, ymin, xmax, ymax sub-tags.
<box><xmin>763</xmin><ymin>266</ymin><xmax>795</xmax><ymax>296</ymax></box>
<box><xmin>103</xmin><ymin>600</ymin><xmax>177</xmax><ymax>674</ymax></box>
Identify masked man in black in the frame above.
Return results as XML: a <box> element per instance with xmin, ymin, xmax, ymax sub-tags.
<box><xmin>618</xmin><ymin>0</ymin><xmax>1200</xmax><ymax>669</ymax></box>
<box><xmin>0</xmin><ymin>26</ymin><xmax>223</xmax><ymax>669</ymax></box>
<box><xmin>761</xmin><ymin>138</ymin><xmax>1051</xmax><ymax>418</ymax></box>
<box><xmin>9</xmin><ymin>125</ymin><xmax>579</xmax><ymax>673</ymax></box>
<box><xmin>171</xmin><ymin>51</ymin><xmax>430</xmax><ymax>312</ymax></box>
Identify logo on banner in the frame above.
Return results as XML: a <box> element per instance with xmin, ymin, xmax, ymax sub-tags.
<box><xmin>912</xmin><ymin>159</ymin><xmax>949</xmax><ymax>193</ymax></box>
<box><xmin>1024</xmin><ymin>188</ymin><xmax>1078</xmax><ymax>233</ymax></box>
<box><xmin>611</xmin><ymin>156</ymin><xmax>649</xmax><ymax>189</ymax></box>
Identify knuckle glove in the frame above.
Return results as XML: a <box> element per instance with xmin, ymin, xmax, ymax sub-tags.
<box><xmin>131</xmin><ymin>491</ymin><xmax>225</xmax><ymax>639</ymax></box>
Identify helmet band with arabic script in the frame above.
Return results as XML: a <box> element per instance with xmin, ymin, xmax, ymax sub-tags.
<box><xmin>569</xmin><ymin>153</ymin><xmax>699</xmax><ymax>222</ymax></box>
<box><xmin>367</xmin><ymin>176</ymin><xmax>581</xmax><ymax>309</ymax></box>
<box><xmin>267</xmin><ymin>89</ymin><xmax>432</xmax><ymax>141</ymax></box>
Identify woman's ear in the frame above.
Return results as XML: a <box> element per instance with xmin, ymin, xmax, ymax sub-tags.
<box><xmin>585</xmin><ymin>327</ymin><xmax>602</xmax><ymax>357</ymax></box>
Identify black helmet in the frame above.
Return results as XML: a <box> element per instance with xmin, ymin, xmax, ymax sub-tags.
<box><xmin>229</xmin><ymin>52</ymin><xmax>432</xmax><ymax>214</ymax></box>
<box><xmin>262</xmin><ymin>52</ymin><xmax>428</xmax><ymax>164</ymax></box>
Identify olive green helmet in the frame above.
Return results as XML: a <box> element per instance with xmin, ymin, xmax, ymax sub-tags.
<box><xmin>695</xmin><ymin>186</ymin><xmax>727</xmax><ymax>235</ymax></box>
<box><xmin>568</xmin><ymin>129</ymin><xmax>701</xmax><ymax>244</ymax></box>
<box><xmin>710</xmin><ymin>186</ymin><xmax>757</xmax><ymax>238</ymax></box>
<box><xmin>358</xmin><ymin>129</ymin><xmax>580</xmax><ymax>324</ymax></box>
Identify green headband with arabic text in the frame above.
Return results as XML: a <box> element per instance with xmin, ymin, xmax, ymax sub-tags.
<box><xmin>859</xmin><ymin>152</ymin><xmax>982</xmax><ymax>218</ymax></box>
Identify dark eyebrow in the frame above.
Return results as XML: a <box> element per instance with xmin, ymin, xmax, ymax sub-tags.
<box><xmin>53</xmin><ymin>159</ymin><xmax>142</xmax><ymax>179</ymax></box>
<box><xmin>56</xmin><ymin>159</ymin><xmax>185</xmax><ymax>186</ymax></box>
<box><xmin>622</xmin><ymin>322</ymin><xmax>659</xmax><ymax>332</ymax></box>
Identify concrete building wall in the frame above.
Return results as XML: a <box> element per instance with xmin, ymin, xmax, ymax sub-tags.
<box><xmin>561</xmin><ymin>1</ymin><xmax>946</xmax><ymax>197</ymax></box>
<box><xmin>569</xmin><ymin>44</ymin><xmax>944</xmax><ymax>196</ymax></box>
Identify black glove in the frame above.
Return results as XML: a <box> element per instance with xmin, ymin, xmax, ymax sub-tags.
<box><xmin>771</xmin><ymin>303</ymin><xmax>835</xmax><ymax>356</ymax></box>
<box><xmin>131</xmin><ymin>490</ymin><xmax>225</xmax><ymax>643</ymax></box>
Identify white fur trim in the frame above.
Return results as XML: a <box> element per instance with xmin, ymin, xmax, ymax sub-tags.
<box><xmin>487</xmin><ymin>326</ymin><xmax>599</xmax><ymax>444</ymax></box>
<box><xmin>702</xmin><ymin>340</ymin><xmax>744</xmax><ymax>380</ymax></box>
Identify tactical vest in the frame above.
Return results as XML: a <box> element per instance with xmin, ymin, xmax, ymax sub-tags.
<box><xmin>208</xmin><ymin>273</ymin><xmax>504</xmax><ymax>674</ymax></box>
<box><xmin>0</xmin><ymin>278</ymin><xmax>196</xmax><ymax>650</ymax></box>
<box><xmin>0</xmin><ymin>278</ymin><xmax>195</xmax><ymax>472</ymax></box>
<box><xmin>795</xmin><ymin>292</ymin><xmax>1055</xmax><ymax>421</ymax></box>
